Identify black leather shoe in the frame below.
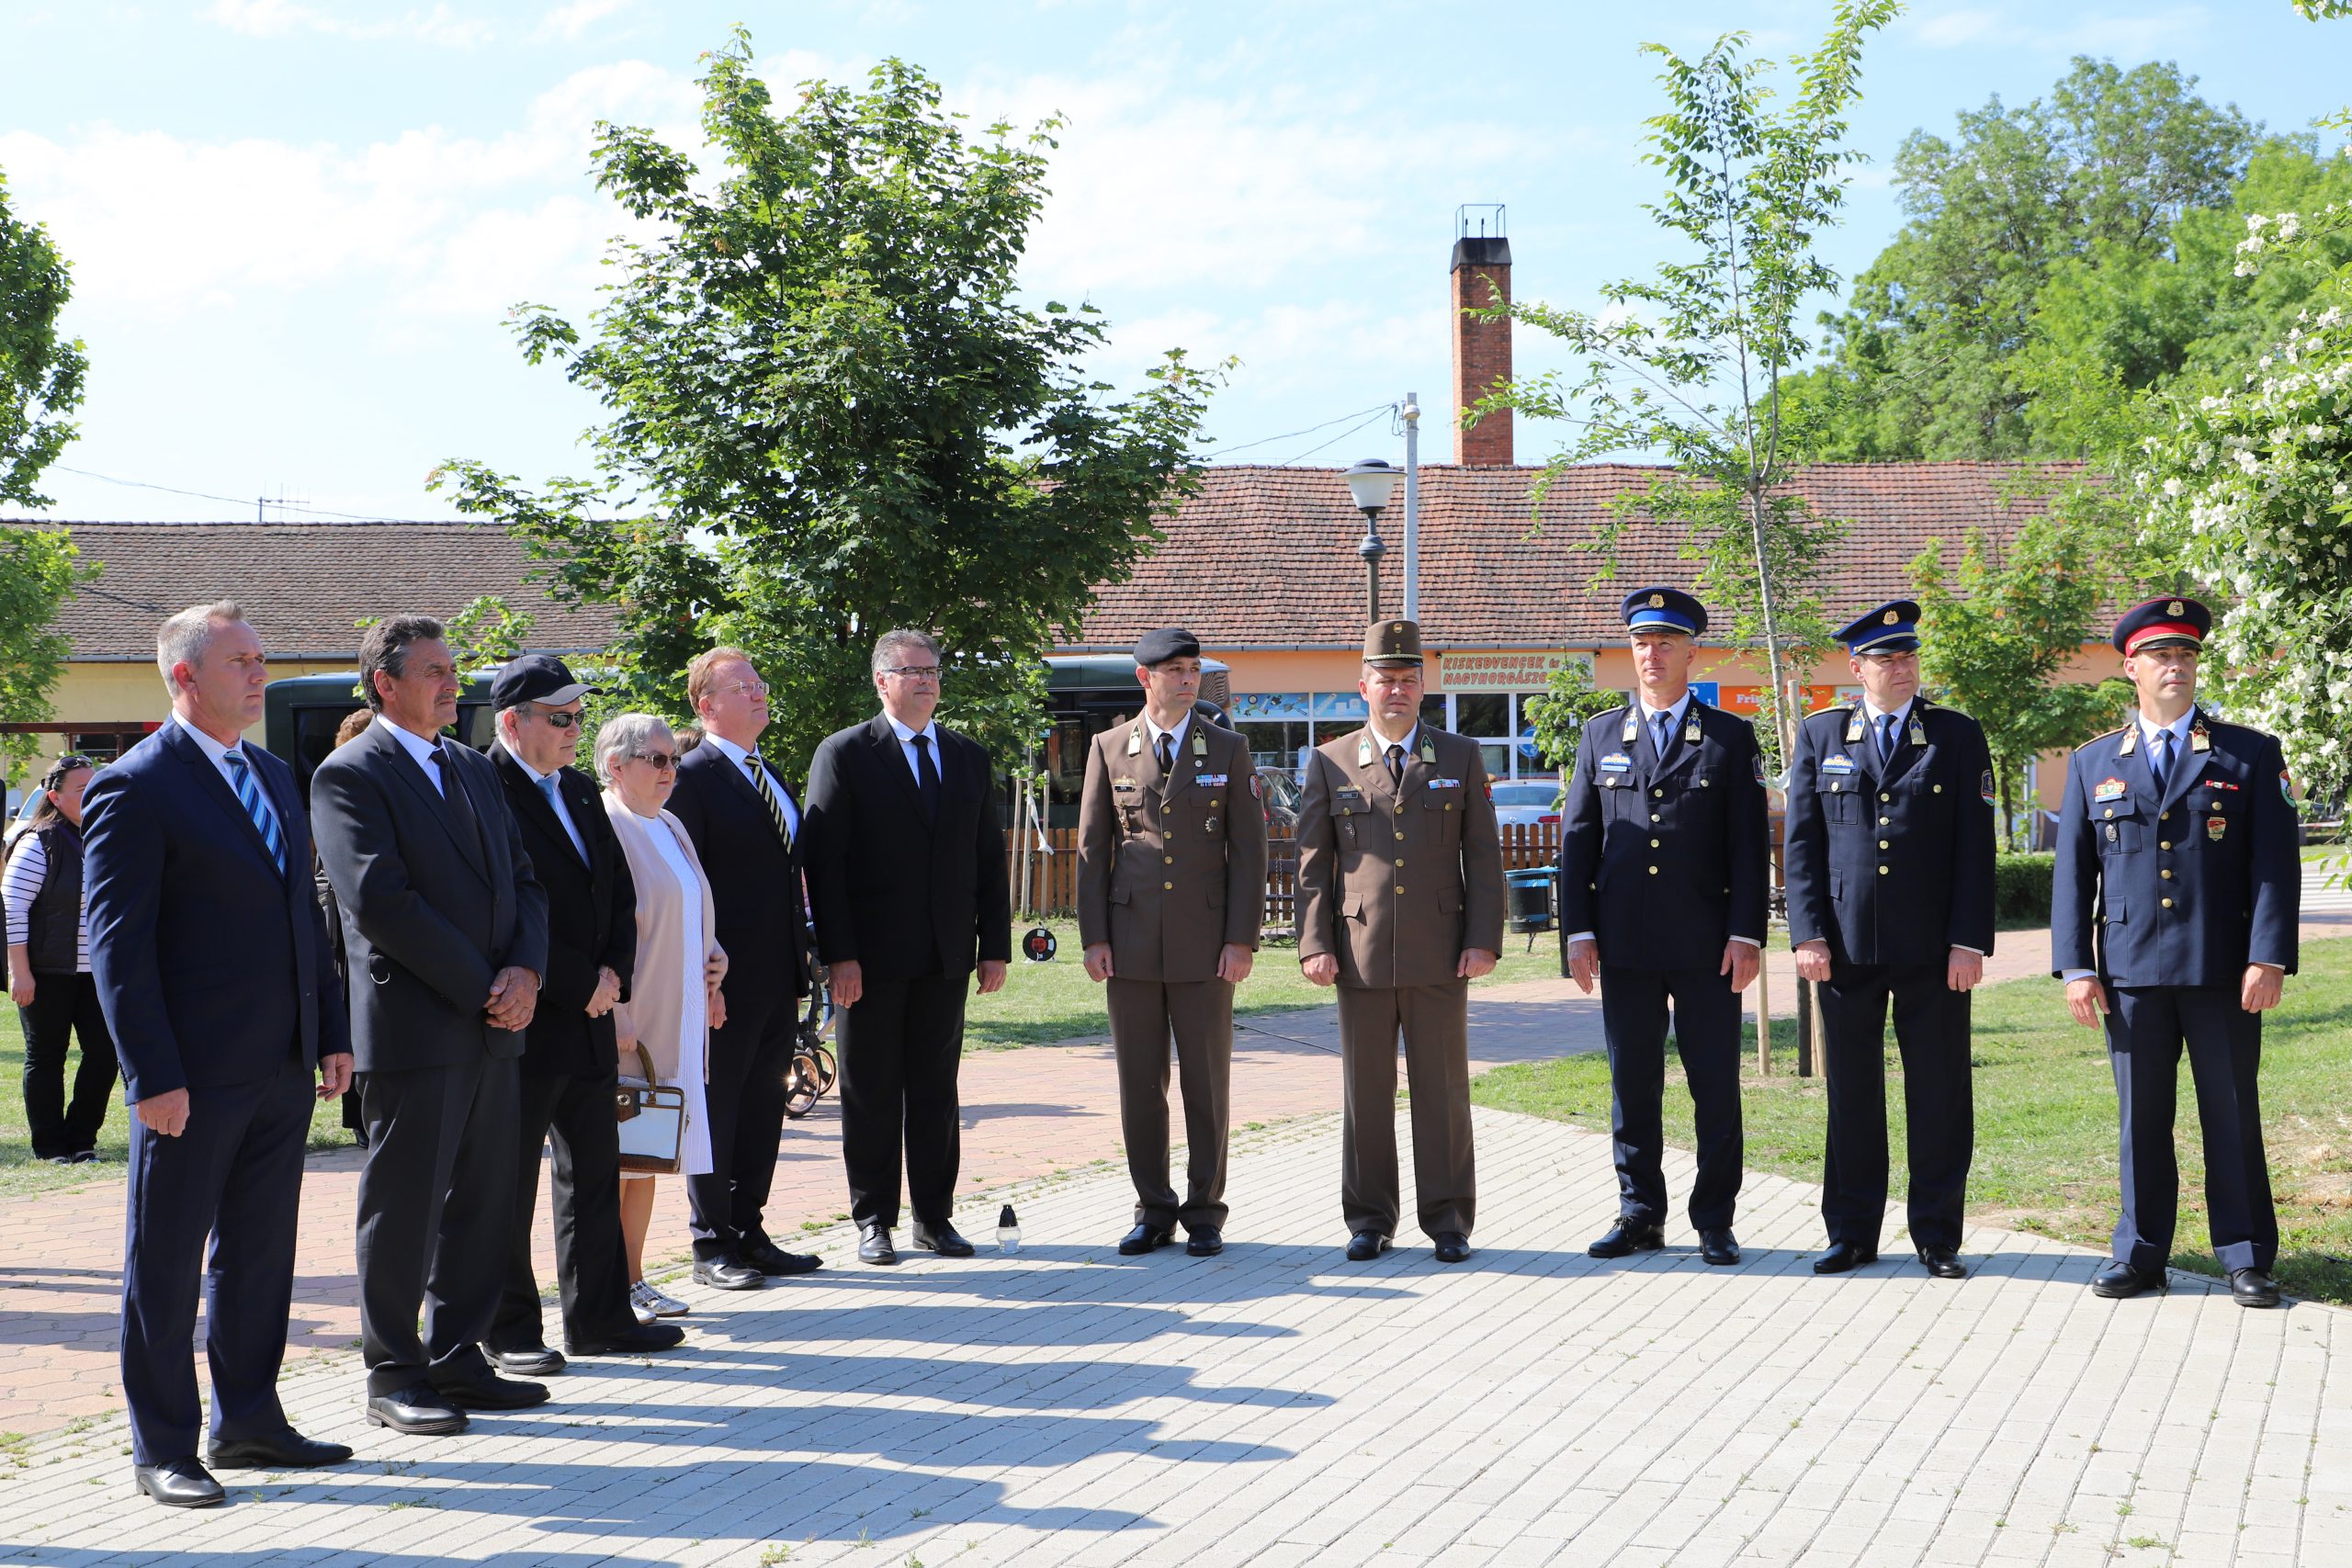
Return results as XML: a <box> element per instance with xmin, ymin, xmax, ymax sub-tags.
<box><xmin>1345</xmin><ymin>1230</ymin><xmax>1393</xmax><ymax>1262</ymax></box>
<box><xmin>858</xmin><ymin>1224</ymin><xmax>898</xmax><ymax>1265</ymax></box>
<box><xmin>1185</xmin><ymin>1225</ymin><xmax>1224</xmax><ymax>1258</ymax></box>
<box><xmin>1699</xmin><ymin>1228</ymin><xmax>1741</xmax><ymax>1266</ymax></box>
<box><xmin>2230</xmin><ymin>1268</ymin><xmax>2282</xmax><ymax>1307</ymax></box>
<box><xmin>2092</xmin><ymin>1260</ymin><xmax>2165</xmax><ymax>1299</ymax></box>
<box><xmin>741</xmin><ymin>1237</ymin><xmax>823</xmax><ymax>1277</ymax></box>
<box><xmin>691</xmin><ymin>1256</ymin><xmax>767</xmax><ymax>1291</ymax></box>
<box><xmin>1917</xmin><ymin>1247</ymin><xmax>1967</xmax><ymax>1280</ymax></box>
<box><xmin>133</xmin><ymin>1456</ymin><xmax>224</xmax><ymax>1507</ymax></box>
<box><xmin>569</xmin><ymin>1321</ymin><xmax>686</xmax><ymax>1356</ymax></box>
<box><xmin>434</xmin><ymin>1372</ymin><xmax>549</xmax><ymax>1411</ymax></box>
<box><xmin>1812</xmin><ymin>1240</ymin><xmax>1878</xmax><ymax>1275</ymax></box>
<box><xmin>365</xmin><ymin>1386</ymin><xmax>468</xmax><ymax>1436</ymax></box>
<box><xmin>487</xmin><ymin>1345</ymin><xmax>566</xmax><ymax>1377</ymax></box>
<box><xmin>1588</xmin><ymin>1221</ymin><xmax>1666</xmax><ymax>1258</ymax></box>
<box><xmin>911</xmin><ymin>1221</ymin><xmax>976</xmax><ymax>1258</ymax></box>
<box><xmin>208</xmin><ymin>1428</ymin><xmax>353</xmax><ymax>1470</ymax></box>
<box><xmin>1119</xmin><ymin>1223</ymin><xmax>1175</xmax><ymax>1256</ymax></box>
<box><xmin>1432</xmin><ymin>1232</ymin><xmax>1471</xmax><ymax>1264</ymax></box>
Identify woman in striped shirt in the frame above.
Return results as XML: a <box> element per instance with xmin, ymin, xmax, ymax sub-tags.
<box><xmin>6</xmin><ymin>753</ymin><xmax>118</xmax><ymax>1164</ymax></box>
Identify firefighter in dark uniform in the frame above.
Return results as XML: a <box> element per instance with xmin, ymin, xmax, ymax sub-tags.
<box><xmin>2053</xmin><ymin>596</ymin><xmax>2298</xmax><ymax>1308</ymax></box>
<box><xmin>1783</xmin><ymin>599</ymin><xmax>1995</xmax><ymax>1280</ymax></box>
<box><xmin>1558</xmin><ymin>588</ymin><xmax>1770</xmax><ymax>1267</ymax></box>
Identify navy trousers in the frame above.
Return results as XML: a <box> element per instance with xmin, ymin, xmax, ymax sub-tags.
<box><xmin>1818</xmin><ymin>963</ymin><xmax>1973</xmax><ymax>1251</ymax></box>
<box><xmin>119</xmin><ymin>1054</ymin><xmax>311</xmax><ymax>1464</ymax></box>
<box><xmin>2106</xmin><ymin>985</ymin><xmax>2277</xmax><ymax>1275</ymax></box>
<box><xmin>1599</xmin><ymin>963</ymin><xmax>1744</xmax><ymax>1230</ymax></box>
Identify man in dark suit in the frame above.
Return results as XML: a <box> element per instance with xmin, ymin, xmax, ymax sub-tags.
<box><xmin>311</xmin><ymin>615</ymin><xmax>551</xmax><ymax>1434</ymax></box>
<box><xmin>803</xmin><ymin>628</ymin><xmax>1012</xmax><ymax>1265</ymax></box>
<box><xmin>85</xmin><ymin>603</ymin><xmax>356</xmax><ymax>1507</ymax></box>
<box><xmin>1559</xmin><ymin>587</ymin><xmax>1770</xmax><ymax>1267</ymax></box>
<box><xmin>2053</xmin><ymin>596</ymin><xmax>2298</xmax><ymax>1308</ymax></box>
<box><xmin>1784</xmin><ymin>600</ymin><xmax>1996</xmax><ymax>1280</ymax></box>
<box><xmin>485</xmin><ymin>655</ymin><xmax>684</xmax><ymax>1371</ymax></box>
<box><xmin>664</xmin><ymin>646</ymin><xmax>823</xmax><ymax>1290</ymax></box>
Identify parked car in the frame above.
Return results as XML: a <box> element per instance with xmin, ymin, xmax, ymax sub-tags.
<box><xmin>1488</xmin><ymin>780</ymin><xmax>1564</xmax><ymax>828</ymax></box>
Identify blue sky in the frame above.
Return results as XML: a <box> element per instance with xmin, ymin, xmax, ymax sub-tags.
<box><xmin>4</xmin><ymin>0</ymin><xmax>2347</xmax><ymax>522</ymax></box>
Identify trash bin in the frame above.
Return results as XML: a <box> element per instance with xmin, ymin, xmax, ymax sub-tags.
<box><xmin>1505</xmin><ymin>867</ymin><xmax>1555</xmax><ymax>936</ymax></box>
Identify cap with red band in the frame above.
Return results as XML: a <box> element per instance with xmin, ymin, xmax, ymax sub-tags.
<box><xmin>2111</xmin><ymin>595</ymin><xmax>2212</xmax><ymax>655</ymax></box>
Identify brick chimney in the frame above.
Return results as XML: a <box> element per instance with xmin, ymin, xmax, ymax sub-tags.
<box><xmin>1451</xmin><ymin>205</ymin><xmax>1512</xmax><ymax>466</ymax></box>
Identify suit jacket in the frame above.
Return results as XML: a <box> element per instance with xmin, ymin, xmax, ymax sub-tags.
<box><xmin>1783</xmin><ymin>697</ymin><xmax>1997</xmax><ymax>967</ymax></box>
<box><xmin>492</xmin><ymin>747</ymin><xmax>637</xmax><ymax>1077</ymax></box>
<box><xmin>1557</xmin><ymin>697</ymin><xmax>1770</xmax><ymax>973</ymax></box>
<box><xmin>1075</xmin><ymin>716</ymin><xmax>1268</xmax><ymax>983</ymax></box>
<box><xmin>665</xmin><ymin>740</ymin><xmax>809</xmax><ymax>1012</ymax></box>
<box><xmin>2052</xmin><ymin>706</ymin><xmax>2299</xmax><ymax>987</ymax></box>
<box><xmin>802</xmin><ymin>714</ymin><xmax>1012</xmax><ymax>982</ymax></box>
<box><xmin>1295</xmin><ymin>725</ymin><xmax>1505</xmax><ymax>990</ymax></box>
<box><xmin>311</xmin><ymin>721</ymin><xmax>550</xmax><ymax>1074</ymax></box>
<box><xmin>83</xmin><ymin>722</ymin><xmax>349</xmax><ymax>1103</ymax></box>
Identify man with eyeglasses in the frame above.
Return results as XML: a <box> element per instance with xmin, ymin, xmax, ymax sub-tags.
<box><xmin>665</xmin><ymin>647</ymin><xmax>824</xmax><ymax>1289</ymax></box>
<box><xmin>803</xmin><ymin>628</ymin><xmax>1011</xmax><ymax>1265</ymax></box>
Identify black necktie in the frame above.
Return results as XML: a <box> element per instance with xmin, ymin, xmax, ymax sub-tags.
<box><xmin>2151</xmin><ymin>728</ymin><xmax>2172</xmax><ymax>793</ymax></box>
<box><xmin>1387</xmin><ymin>743</ymin><xmax>1407</xmax><ymax>790</ymax></box>
<box><xmin>912</xmin><ymin>732</ymin><xmax>942</xmax><ymax>821</ymax></box>
<box><xmin>1156</xmin><ymin>732</ymin><xmax>1175</xmax><ymax>776</ymax></box>
<box><xmin>428</xmin><ymin>744</ymin><xmax>483</xmax><ymax>851</ymax></box>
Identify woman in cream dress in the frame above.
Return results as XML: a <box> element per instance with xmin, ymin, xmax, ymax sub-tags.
<box><xmin>596</xmin><ymin>712</ymin><xmax>729</xmax><ymax>1322</ymax></box>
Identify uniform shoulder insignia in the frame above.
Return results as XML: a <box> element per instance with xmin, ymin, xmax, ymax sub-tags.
<box><xmin>2075</xmin><ymin>725</ymin><xmax>2130</xmax><ymax>753</ymax></box>
<box><xmin>1804</xmin><ymin>704</ymin><xmax>1844</xmax><ymax>722</ymax></box>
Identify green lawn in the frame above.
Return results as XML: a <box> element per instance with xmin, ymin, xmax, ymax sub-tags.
<box><xmin>1472</xmin><ymin>944</ymin><xmax>2352</xmax><ymax>1305</ymax></box>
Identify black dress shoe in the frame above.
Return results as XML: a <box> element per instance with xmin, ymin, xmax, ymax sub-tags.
<box><xmin>1698</xmin><ymin>1228</ymin><xmax>1741</xmax><ymax>1266</ymax></box>
<box><xmin>858</xmin><ymin>1224</ymin><xmax>898</xmax><ymax>1265</ymax></box>
<box><xmin>1588</xmin><ymin>1221</ymin><xmax>1666</xmax><ymax>1259</ymax></box>
<box><xmin>741</xmin><ymin>1237</ymin><xmax>823</xmax><ymax>1277</ymax></box>
<box><xmin>1185</xmin><ymin>1225</ymin><xmax>1224</xmax><ymax>1258</ymax></box>
<box><xmin>2092</xmin><ymin>1260</ymin><xmax>2165</xmax><ymax>1299</ymax></box>
<box><xmin>487</xmin><ymin>1345</ymin><xmax>566</xmax><ymax>1377</ymax></box>
<box><xmin>1917</xmin><ymin>1247</ymin><xmax>1967</xmax><ymax>1280</ymax></box>
<box><xmin>365</xmin><ymin>1386</ymin><xmax>468</xmax><ymax>1436</ymax></box>
<box><xmin>911</xmin><ymin>1221</ymin><xmax>976</xmax><ymax>1258</ymax></box>
<box><xmin>569</xmin><ymin>1321</ymin><xmax>686</xmax><ymax>1356</ymax></box>
<box><xmin>1119</xmin><ymin>1223</ymin><xmax>1175</xmax><ymax>1256</ymax></box>
<box><xmin>691</xmin><ymin>1256</ymin><xmax>767</xmax><ymax>1291</ymax></box>
<box><xmin>1432</xmin><ymin>1232</ymin><xmax>1471</xmax><ymax>1264</ymax></box>
<box><xmin>2230</xmin><ymin>1268</ymin><xmax>2282</xmax><ymax>1307</ymax></box>
<box><xmin>1812</xmin><ymin>1240</ymin><xmax>1878</xmax><ymax>1275</ymax></box>
<box><xmin>434</xmin><ymin>1372</ymin><xmax>550</xmax><ymax>1411</ymax></box>
<box><xmin>133</xmin><ymin>1456</ymin><xmax>224</xmax><ymax>1507</ymax></box>
<box><xmin>208</xmin><ymin>1428</ymin><xmax>353</xmax><ymax>1470</ymax></box>
<box><xmin>1345</xmin><ymin>1230</ymin><xmax>1393</xmax><ymax>1262</ymax></box>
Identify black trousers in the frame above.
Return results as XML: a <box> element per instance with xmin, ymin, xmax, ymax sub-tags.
<box><xmin>688</xmin><ymin>989</ymin><xmax>795</xmax><ymax>1261</ymax></box>
<box><xmin>120</xmin><ymin>1055</ymin><xmax>311</xmax><ymax>1464</ymax></box>
<box><xmin>837</xmin><ymin>972</ymin><xmax>967</xmax><ymax>1230</ymax></box>
<box><xmin>492</xmin><ymin>1066</ymin><xmax>635</xmax><ymax>1350</ymax></box>
<box><xmin>1599</xmin><ymin>962</ymin><xmax>1744</xmax><ymax>1231</ymax></box>
<box><xmin>17</xmin><ymin>970</ymin><xmax>119</xmax><ymax>1158</ymax></box>
<box><xmin>2106</xmin><ymin>985</ymin><xmax>2276</xmax><ymax>1276</ymax></box>
<box><xmin>1818</xmin><ymin>962</ymin><xmax>1973</xmax><ymax>1251</ymax></box>
<box><xmin>356</xmin><ymin>1055</ymin><xmax>517</xmax><ymax>1396</ymax></box>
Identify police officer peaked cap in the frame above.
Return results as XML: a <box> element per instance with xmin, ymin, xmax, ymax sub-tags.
<box><xmin>491</xmin><ymin>652</ymin><xmax>603</xmax><ymax>710</ymax></box>
<box><xmin>1133</xmin><ymin>626</ymin><xmax>1201</xmax><ymax>667</ymax></box>
<box><xmin>2111</xmin><ymin>596</ymin><xmax>2211</xmax><ymax>656</ymax></box>
<box><xmin>1622</xmin><ymin>587</ymin><xmax>1707</xmax><ymax>637</ymax></box>
<box><xmin>1835</xmin><ymin>599</ymin><xmax>1922</xmax><ymax>655</ymax></box>
<box><xmin>1363</xmin><ymin>619</ymin><xmax>1425</xmax><ymax>666</ymax></box>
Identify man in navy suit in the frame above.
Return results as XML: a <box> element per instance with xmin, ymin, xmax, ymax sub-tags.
<box><xmin>1558</xmin><ymin>588</ymin><xmax>1770</xmax><ymax>1267</ymax></box>
<box><xmin>2053</xmin><ymin>596</ymin><xmax>2298</xmax><ymax>1307</ymax></box>
<box><xmin>84</xmin><ymin>603</ymin><xmax>355</xmax><ymax>1507</ymax></box>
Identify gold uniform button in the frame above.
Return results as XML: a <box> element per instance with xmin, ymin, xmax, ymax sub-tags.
<box><xmin>1395</xmin><ymin>858</ymin><xmax>1406</xmax><ymax>867</ymax></box>
<box><xmin>2160</xmin><ymin>810</ymin><xmax>2170</xmax><ymax>821</ymax></box>
<box><xmin>1163</xmin><ymin>855</ymin><xmax>1174</xmax><ymax>864</ymax></box>
<box><xmin>2162</xmin><ymin>897</ymin><xmax>2174</xmax><ymax>908</ymax></box>
<box><xmin>1653</xmin><ymin>788</ymin><xmax>1664</xmax><ymax>798</ymax></box>
<box><xmin>1162</xmin><ymin>881</ymin><xmax>1173</xmax><ymax>890</ymax></box>
<box><xmin>1394</xmin><ymin>831</ymin><xmax>1405</xmax><ymax>841</ymax></box>
<box><xmin>1650</xmin><ymin>813</ymin><xmax>1661</xmax><ymax>823</ymax></box>
<box><xmin>1879</xmin><ymin>840</ymin><xmax>1890</xmax><ymax>850</ymax></box>
<box><xmin>2160</xmin><ymin>840</ymin><xmax>2171</xmax><ymax>851</ymax></box>
<box><xmin>1877</xmin><ymin>865</ymin><xmax>1890</xmax><ymax>875</ymax></box>
<box><xmin>1395</xmin><ymin>886</ymin><xmax>1405</xmax><ymax>895</ymax></box>
<box><xmin>1880</xmin><ymin>816</ymin><xmax>1891</xmax><ymax>826</ymax></box>
<box><xmin>1650</xmin><ymin>839</ymin><xmax>1660</xmax><ymax>849</ymax></box>
<box><xmin>1881</xmin><ymin>792</ymin><xmax>1891</xmax><ymax>802</ymax></box>
<box><xmin>1647</xmin><ymin>865</ymin><xmax>1658</xmax><ymax>875</ymax></box>
<box><xmin>1210</xmin><ymin>797</ymin><xmax>1220</xmax><ymax>807</ymax></box>
<box><xmin>2160</xmin><ymin>869</ymin><xmax>2172</xmax><ymax>879</ymax></box>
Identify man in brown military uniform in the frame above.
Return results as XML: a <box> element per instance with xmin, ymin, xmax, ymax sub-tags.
<box><xmin>1296</xmin><ymin>619</ymin><xmax>1505</xmax><ymax>1263</ymax></box>
<box><xmin>1077</xmin><ymin>627</ymin><xmax>1269</xmax><ymax>1258</ymax></box>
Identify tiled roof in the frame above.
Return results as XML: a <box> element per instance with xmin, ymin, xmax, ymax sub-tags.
<box><xmin>2</xmin><ymin>520</ymin><xmax>620</xmax><ymax>661</ymax></box>
<box><xmin>1064</xmin><ymin>460</ymin><xmax>2098</xmax><ymax>649</ymax></box>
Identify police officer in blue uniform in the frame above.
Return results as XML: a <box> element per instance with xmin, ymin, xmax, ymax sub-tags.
<box><xmin>1784</xmin><ymin>600</ymin><xmax>1995</xmax><ymax>1280</ymax></box>
<box><xmin>2053</xmin><ymin>596</ymin><xmax>2297</xmax><ymax>1308</ymax></box>
<box><xmin>1559</xmin><ymin>588</ymin><xmax>1770</xmax><ymax>1266</ymax></box>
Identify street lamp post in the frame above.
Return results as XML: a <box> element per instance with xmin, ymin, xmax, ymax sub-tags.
<box><xmin>1343</xmin><ymin>458</ymin><xmax>1402</xmax><ymax>623</ymax></box>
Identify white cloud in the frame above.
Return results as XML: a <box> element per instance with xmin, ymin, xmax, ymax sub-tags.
<box><xmin>532</xmin><ymin>0</ymin><xmax>631</xmax><ymax>44</ymax></box>
<box><xmin>1908</xmin><ymin>4</ymin><xmax>2209</xmax><ymax>54</ymax></box>
<box><xmin>1913</xmin><ymin>8</ymin><xmax>2000</xmax><ymax>47</ymax></box>
<box><xmin>202</xmin><ymin>0</ymin><xmax>495</xmax><ymax>50</ymax></box>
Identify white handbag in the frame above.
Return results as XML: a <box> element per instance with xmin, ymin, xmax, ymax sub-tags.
<box><xmin>615</xmin><ymin>1042</ymin><xmax>685</xmax><ymax>1175</ymax></box>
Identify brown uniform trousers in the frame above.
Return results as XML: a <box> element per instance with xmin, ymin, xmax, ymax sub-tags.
<box><xmin>1077</xmin><ymin>718</ymin><xmax>1268</xmax><ymax>1229</ymax></box>
<box><xmin>1296</xmin><ymin>725</ymin><xmax>1506</xmax><ymax>1239</ymax></box>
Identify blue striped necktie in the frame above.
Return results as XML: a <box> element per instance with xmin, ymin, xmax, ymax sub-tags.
<box><xmin>222</xmin><ymin>749</ymin><xmax>288</xmax><ymax>874</ymax></box>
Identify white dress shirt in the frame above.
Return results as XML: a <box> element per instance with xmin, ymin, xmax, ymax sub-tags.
<box><xmin>886</xmin><ymin>713</ymin><xmax>944</xmax><ymax>787</ymax></box>
<box><xmin>701</xmin><ymin>730</ymin><xmax>801</xmax><ymax>840</ymax></box>
<box><xmin>499</xmin><ymin>739</ymin><xmax>588</xmax><ymax>863</ymax></box>
<box><xmin>374</xmin><ymin>714</ymin><xmax>447</xmax><ymax>797</ymax></box>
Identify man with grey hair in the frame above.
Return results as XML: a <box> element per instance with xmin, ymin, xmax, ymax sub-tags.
<box><xmin>84</xmin><ymin>603</ymin><xmax>354</xmax><ymax>1506</ymax></box>
<box><xmin>803</xmin><ymin>628</ymin><xmax>1011</xmax><ymax>1264</ymax></box>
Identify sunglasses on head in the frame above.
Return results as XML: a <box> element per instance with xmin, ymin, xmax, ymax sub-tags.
<box><xmin>41</xmin><ymin>754</ymin><xmax>94</xmax><ymax>789</ymax></box>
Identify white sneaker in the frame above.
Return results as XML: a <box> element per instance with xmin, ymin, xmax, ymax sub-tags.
<box><xmin>634</xmin><ymin>1280</ymin><xmax>690</xmax><ymax>1318</ymax></box>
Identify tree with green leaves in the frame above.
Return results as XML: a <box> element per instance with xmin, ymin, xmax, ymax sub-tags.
<box><xmin>435</xmin><ymin>33</ymin><xmax>1215</xmax><ymax>770</ymax></box>
<box><xmin>1476</xmin><ymin>1</ymin><xmax>1898</xmax><ymax>770</ymax></box>
<box><xmin>1523</xmin><ymin>659</ymin><xmax>1622</xmax><ymax>791</ymax></box>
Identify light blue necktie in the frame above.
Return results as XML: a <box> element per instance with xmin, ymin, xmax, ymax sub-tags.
<box><xmin>2150</xmin><ymin>727</ymin><xmax>2172</xmax><ymax>793</ymax></box>
<box><xmin>222</xmin><ymin>750</ymin><xmax>287</xmax><ymax>875</ymax></box>
<box><xmin>1652</xmin><ymin>712</ymin><xmax>1673</xmax><ymax>763</ymax></box>
<box><xmin>1877</xmin><ymin>713</ymin><xmax>1898</xmax><ymax>763</ymax></box>
<box><xmin>539</xmin><ymin>772</ymin><xmax>589</xmax><ymax>863</ymax></box>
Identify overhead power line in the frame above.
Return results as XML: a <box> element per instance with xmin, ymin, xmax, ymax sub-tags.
<box><xmin>1197</xmin><ymin>401</ymin><xmax>1396</xmax><ymax>462</ymax></box>
<box><xmin>49</xmin><ymin>465</ymin><xmax>409</xmax><ymax>523</ymax></box>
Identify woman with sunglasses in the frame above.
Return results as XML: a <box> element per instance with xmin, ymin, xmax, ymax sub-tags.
<box><xmin>594</xmin><ymin>713</ymin><xmax>727</xmax><ymax>1322</ymax></box>
<box><xmin>5</xmin><ymin>753</ymin><xmax>119</xmax><ymax>1164</ymax></box>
